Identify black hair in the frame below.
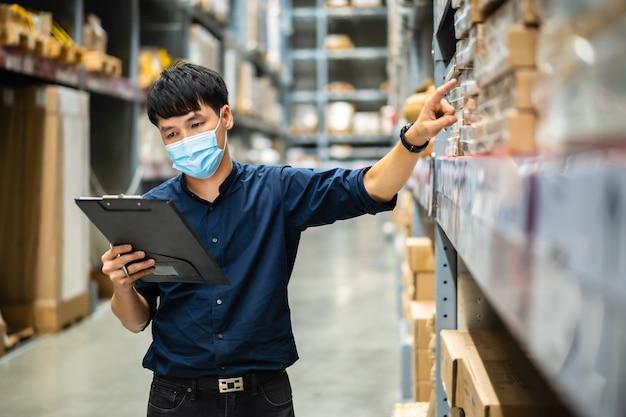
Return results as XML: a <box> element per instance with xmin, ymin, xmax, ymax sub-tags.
<box><xmin>146</xmin><ymin>62</ymin><xmax>229</xmax><ymax>126</ymax></box>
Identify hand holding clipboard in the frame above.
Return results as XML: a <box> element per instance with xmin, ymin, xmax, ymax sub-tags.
<box><xmin>75</xmin><ymin>196</ymin><xmax>229</xmax><ymax>285</ymax></box>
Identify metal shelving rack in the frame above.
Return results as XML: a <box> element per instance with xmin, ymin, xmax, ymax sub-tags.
<box><xmin>138</xmin><ymin>0</ymin><xmax>290</xmax><ymax>186</ymax></box>
<box><xmin>400</xmin><ymin>2</ymin><xmax>626</xmax><ymax>417</ymax></box>
<box><xmin>286</xmin><ymin>0</ymin><xmax>391</xmax><ymax>166</ymax></box>
<box><xmin>0</xmin><ymin>0</ymin><xmax>289</xmax><ymax>192</ymax></box>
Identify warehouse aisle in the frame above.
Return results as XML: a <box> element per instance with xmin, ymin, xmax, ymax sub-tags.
<box><xmin>0</xmin><ymin>214</ymin><xmax>401</xmax><ymax>417</ymax></box>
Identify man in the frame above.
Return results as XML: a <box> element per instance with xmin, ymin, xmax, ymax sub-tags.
<box><xmin>102</xmin><ymin>62</ymin><xmax>456</xmax><ymax>416</ymax></box>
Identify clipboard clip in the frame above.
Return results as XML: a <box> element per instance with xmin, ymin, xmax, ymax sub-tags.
<box><xmin>102</xmin><ymin>194</ymin><xmax>142</xmax><ymax>199</ymax></box>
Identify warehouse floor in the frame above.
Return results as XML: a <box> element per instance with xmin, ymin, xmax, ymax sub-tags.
<box><xmin>0</xmin><ymin>214</ymin><xmax>402</xmax><ymax>417</ymax></box>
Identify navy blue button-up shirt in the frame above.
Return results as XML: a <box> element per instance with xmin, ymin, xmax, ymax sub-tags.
<box><xmin>135</xmin><ymin>161</ymin><xmax>396</xmax><ymax>378</ymax></box>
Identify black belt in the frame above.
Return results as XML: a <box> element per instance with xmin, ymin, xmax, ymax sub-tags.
<box><xmin>156</xmin><ymin>370</ymin><xmax>286</xmax><ymax>394</ymax></box>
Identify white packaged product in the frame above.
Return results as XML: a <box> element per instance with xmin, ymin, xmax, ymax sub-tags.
<box><xmin>326</xmin><ymin>101</ymin><xmax>355</xmax><ymax>134</ymax></box>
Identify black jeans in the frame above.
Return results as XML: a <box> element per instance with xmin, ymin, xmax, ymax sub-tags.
<box><xmin>147</xmin><ymin>371</ymin><xmax>296</xmax><ymax>417</ymax></box>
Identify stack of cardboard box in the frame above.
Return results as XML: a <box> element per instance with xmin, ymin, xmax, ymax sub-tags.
<box><xmin>446</xmin><ymin>0</ymin><xmax>540</xmax><ymax>156</ymax></box>
<box><xmin>403</xmin><ymin>237</ymin><xmax>437</xmax><ymax>403</ymax></box>
<box><xmin>0</xmin><ymin>85</ymin><xmax>91</xmax><ymax>337</ymax></box>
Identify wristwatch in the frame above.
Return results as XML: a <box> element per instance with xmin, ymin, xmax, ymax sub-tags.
<box><xmin>399</xmin><ymin>123</ymin><xmax>430</xmax><ymax>153</ymax></box>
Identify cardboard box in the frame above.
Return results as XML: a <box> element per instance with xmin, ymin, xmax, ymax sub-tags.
<box><xmin>481</xmin><ymin>70</ymin><xmax>539</xmax><ymax>112</ymax></box>
<box><xmin>454</xmin><ymin>0</ymin><xmax>484</xmax><ymax>40</ymax></box>
<box><xmin>440</xmin><ymin>330</ymin><xmax>476</xmax><ymax>407</ymax></box>
<box><xmin>0</xmin><ymin>88</ymin><xmax>37</xmax><ymax>307</ymax></box>
<box><xmin>412</xmin><ymin>380</ymin><xmax>433</xmax><ymax>402</ymax></box>
<box><xmin>402</xmin><ymin>262</ymin><xmax>436</xmax><ymax>301</ymax></box>
<box><xmin>22</xmin><ymin>86</ymin><xmax>91</xmax><ymax>333</ymax></box>
<box><xmin>441</xmin><ymin>330</ymin><xmax>567</xmax><ymax>417</ymax></box>
<box><xmin>476</xmin><ymin>25</ymin><xmax>538</xmax><ymax>87</ymax></box>
<box><xmin>405</xmin><ymin>237</ymin><xmax>435</xmax><ymax>272</ymax></box>
<box><xmin>413</xmin><ymin>348</ymin><xmax>433</xmax><ymax>382</ymax></box>
<box><xmin>472</xmin><ymin>110</ymin><xmax>536</xmax><ymax>155</ymax></box>
<box><xmin>495</xmin><ymin>110</ymin><xmax>536</xmax><ymax>154</ymax></box>
<box><xmin>415</xmin><ymin>272</ymin><xmax>435</xmax><ymax>301</ymax></box>
<box><xmin>408</xmin><ymin>300</ymin><xmax>436</xmax><ymax>350</ymax></box>
<box><xmin>391</xmin><ymin>190</ymin><xmax>413</xmax><ymax>233</ymax></box>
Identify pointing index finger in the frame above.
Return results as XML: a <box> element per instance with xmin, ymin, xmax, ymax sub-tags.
<box><xmin>430</xmin><ymin>79</ymin><xmax>457</xmax><ymax>103</ymax></box>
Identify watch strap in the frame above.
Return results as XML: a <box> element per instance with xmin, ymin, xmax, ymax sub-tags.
<box><xmin>399</xmin><ymin>123</ymin><xmax>429</xmax><ymax>153</ymax></box>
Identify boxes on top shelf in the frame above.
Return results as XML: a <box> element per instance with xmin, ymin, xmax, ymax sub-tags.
<box><xmin>474</xmin><ymin>0</ymin><xmax>540</xmax><ymax>86</ymax></box>
<box><xmin>83</xmin><ymin>14</ymin><xmax>107</xmax><ymax>53</ymax></box>
<box><xmin>479</xmin><ymin>69</ymin><xmax>538</xmax><ymax>113</ymax></box>
<box><xmin>467</xmin><ymin>108</ymin><xmax>536</xmax><ymax>155</ymax></box>
<box><xmin>455</xmin><ymin>24</ymin><xmax>483</xmax><ymax>69</ymax></box>
<box><xmin>534</xmin><ymin>13</ymin><xmax>626</xmax><ymax>150</ymax></box>
<box><xmin>0</xmin><ymin>3</ymin><xmax>51</xmax><ymax>54</ymax></box>
<box><xmin>477</xmin><ymin>0</ymin><xmax>540</xmax><ymax>24</ymax></box>
<box><xmin>454</xmin><ymin>0</ymin><xmax>484</xmax><ymax>40</ymax></box>
<box><xmin>475</xmin><ymin>24</ymin><xmax>537</xmax><ymax>87</ymax></box>
<box><xmin>537</xmin><ymin>0</ymin><xmax>626</xmax><ymax>39</ymax></box>
<box><xmin>463</xmin><ymin>67</ymin><xmax>538</xmax><ymax>151</ymax></box>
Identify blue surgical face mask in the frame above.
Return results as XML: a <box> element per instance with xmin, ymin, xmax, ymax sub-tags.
<box><xmin>165</xmin><ymin>113</ymin><xmax>224</xmax><ymax>179</ymax></box>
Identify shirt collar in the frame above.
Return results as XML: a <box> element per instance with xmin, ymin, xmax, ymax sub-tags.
<box><xmin>177</xmin><ymin>161</ymin><xmax>242</xmax><ymax>202</ymax></box>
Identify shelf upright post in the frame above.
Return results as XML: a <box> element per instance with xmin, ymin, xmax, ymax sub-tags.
<box><xmin>315</xmin><ymin>0</ymin><xmax>328</xmax><ymax>162</ymax></box>
<box><xmin>280</xmin><ymin>0</ymin><xmax>293</xmax><ymax>147</ymax></box>
<box><xmin>431</xmin><ymin>2</ymin><xmax>458</xmax><ymax>392</ymax></box>
<box><xmin>434</xmin><ymin>223</ymin><xmax>457</xmax><ymax>417</ymax></box>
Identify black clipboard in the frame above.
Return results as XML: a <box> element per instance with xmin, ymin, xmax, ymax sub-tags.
<box><xmin>75</xmin><ymin>196</ymin><xmax>230</xmax><ymax>285</ymax></box>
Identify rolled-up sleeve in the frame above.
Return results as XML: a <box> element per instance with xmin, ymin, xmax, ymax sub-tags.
<box><xmin>280</xmin><ymin>166</ymin><xmax>397</xmax><ymax>230</ymax></box>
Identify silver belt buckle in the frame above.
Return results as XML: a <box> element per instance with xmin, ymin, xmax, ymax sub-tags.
<box><xmin>218</xmin><ymin>376</ymin><xmax>244</xmax><ymax>393</ymax></box>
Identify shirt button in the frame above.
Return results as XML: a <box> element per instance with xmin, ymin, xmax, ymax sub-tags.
<box><xmin>209</xmin><ymin>206</ymin><xmax>214</xmax><ymax>211</ymax></box>
<box><xmin>216</xmin><ymin>299</ymin><xmax>223</xmax><ymax>305</ymax></box>
<box><xmin>212</xmin><ymin>237</ymin><xmax>218</xmax><ymax>243</ymax></box>
<box><xmin>217</xmin><ymin>333</ymin><xmax>224</xmax><ymax>339</ymax></box>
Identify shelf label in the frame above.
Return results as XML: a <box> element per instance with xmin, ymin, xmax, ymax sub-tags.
<box><xmin>22</xmin><ymin>54</ymin><xmax>34</xmax><ymax>75</ymax></box>
<box><xmin>56</xmin><ymin>68</ymin><xmax>79</xmax><ymax>86</ymax></box>
<box><xmin>5</xmin><ymin>53</ymin><xmax>21</xmax><ymax>72</ymax></box>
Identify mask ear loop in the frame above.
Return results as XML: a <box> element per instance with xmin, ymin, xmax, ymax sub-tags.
<box><xmin>222</xmin><ymin>131</ymin><xmax>228</xmax><ymax>151</ymax></box>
